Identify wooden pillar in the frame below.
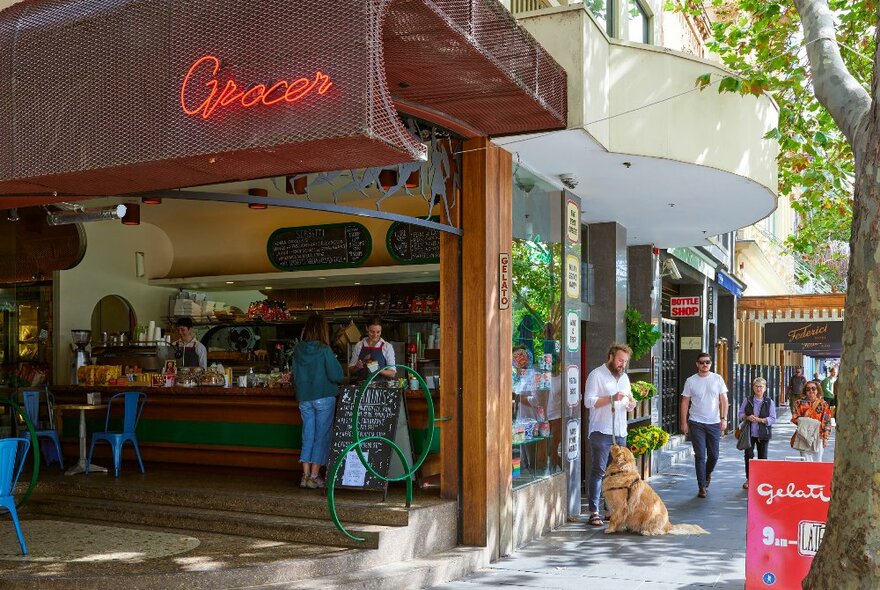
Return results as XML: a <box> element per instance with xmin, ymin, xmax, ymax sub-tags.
<box><xmin>779</xmin><ymin>348</ymin><xmax>786</xmax><ymax>405</ymax></box>
<box><xmin>460</xmin><ymin>137</ymin><xmax>512</xmax><ymax>558</ymax></box>
<box><xmin>440</xmin><ymin>180</ymin><xmax>461</xmax><ymax>501</ymax></box>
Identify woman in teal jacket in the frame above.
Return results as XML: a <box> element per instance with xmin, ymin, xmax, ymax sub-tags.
<box><xmin>293</xmin><ymin>315</ymin><xmax>344</xmax><ymax>488</ymax></box>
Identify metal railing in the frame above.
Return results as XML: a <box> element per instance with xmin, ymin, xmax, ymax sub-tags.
<box><xmin>510</xmin><ymin>0</ymin><xmax>553</xmax><ymax>15</ymax></box>
<box><xmin>738</xmin><ymin>225</ymin><xmax>834</xmax><ymax>294</ymax></box>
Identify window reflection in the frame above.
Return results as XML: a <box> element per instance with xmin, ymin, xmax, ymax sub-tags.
<box><xmin>586</xmin><ymin>0</ymin><xmax>611</xmax><ymax>36</ymax></box>
<box><xmin>512</xmin><ymin>170</ymin><xmax>564</xmax><ymax>487</ymax></box>
<box><xmin>628</xmin><ymin>0</ymin><xmax>650</xmax><ymax>44</ymax></box>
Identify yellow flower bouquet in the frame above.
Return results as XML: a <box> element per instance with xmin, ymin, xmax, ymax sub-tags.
<box><xmin>626</xmin><ymin>425</ymin><xmax>670</xmax><ymax>456</ymax></box>
<box><xmin>631</xmin><ymin>381</ymin><xmax>657</xmax><ymax>401</ymax></box>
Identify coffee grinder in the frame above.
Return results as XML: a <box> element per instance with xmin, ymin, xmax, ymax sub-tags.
<box><xmin>71</xmin><ymin>329</ymin><xmax>91</xmax><ymax>384</ymax></box>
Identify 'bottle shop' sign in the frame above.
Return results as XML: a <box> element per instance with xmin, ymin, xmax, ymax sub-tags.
<box><xmin>670</xmin><ymin>296</ymin><xmax>702</xmax><ymax>318</ymax></box>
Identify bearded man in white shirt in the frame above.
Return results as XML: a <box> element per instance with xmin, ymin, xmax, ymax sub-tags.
<box><xmin>583</xmin><ymin>343</ymin><xmax>636</xmax><ymax>527</ymax></box>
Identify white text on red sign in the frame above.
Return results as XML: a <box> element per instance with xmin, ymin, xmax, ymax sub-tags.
<box><xmin>670</xmin><ymin>296</ymin><xmax>702</xmax><ymax>318</ymax></box>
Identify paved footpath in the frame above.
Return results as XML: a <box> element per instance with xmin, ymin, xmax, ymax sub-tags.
<box><xmin>431</xmin><ymin>408</ymin><xmax>835</xmax><ymax>590</ymax></box>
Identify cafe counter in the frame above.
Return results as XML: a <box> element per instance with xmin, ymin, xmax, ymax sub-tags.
<box><xmin>49</xmin><ymin>385</ymin><xmax>439</xmax><ymax>475</ymax></box>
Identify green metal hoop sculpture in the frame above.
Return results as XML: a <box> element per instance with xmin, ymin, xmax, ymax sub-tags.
<box><xmin>327</xmin><ymin>364</ymin><xmax>437</xmax><ymax>541</ymax></box>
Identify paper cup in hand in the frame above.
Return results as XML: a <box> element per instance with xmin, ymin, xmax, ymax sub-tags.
<box><xmin>367</xmin><ymin>361</ymin><xmax>379</xmax><ymax>373</ymax></box>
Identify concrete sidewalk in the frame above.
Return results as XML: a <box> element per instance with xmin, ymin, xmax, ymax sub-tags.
<box><xmin>431</xmin><ymin>408</ymin><xmax>835</xmax><ymax>590</ymax></box>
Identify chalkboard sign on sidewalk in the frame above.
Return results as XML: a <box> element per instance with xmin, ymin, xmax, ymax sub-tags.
<box><xmin>327</xmin><ymin>385</ymin><xmax>401</xmax><ymax>491</ymax></box>
<box><xmin>386</xmin><ymin>219</ymin><xmax>440</xmax><ymax>264</ymax></box>
<box><xmin>267</xmin><ymin>222</ymin><xmax>372</xmax><ymax>271</ymax></box>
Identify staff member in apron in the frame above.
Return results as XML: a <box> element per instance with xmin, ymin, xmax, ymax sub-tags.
<box><xmin>174</xmin><ymin>317</ymin><xmax>207</xmax><ymax>369</ymax></box>
<box><xmin>348</xmin><ymin>317</ymin><xmax>396</xmax><ymax>380</ymax></box>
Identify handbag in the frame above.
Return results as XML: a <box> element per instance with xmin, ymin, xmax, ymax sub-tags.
<box><xmin>736</xmin><ymin>421</ymin><xmax>752</xmax><ymax>451</ymax></box>
<box><xmin>735</xmin><ymin>398</ymin><xmax>753</xmax><ymax>441</ymax></box>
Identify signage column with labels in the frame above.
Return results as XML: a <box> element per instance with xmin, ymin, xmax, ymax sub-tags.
<box><xmin>564</xmin><ymin>195</ymin><xmax>583</xmax><ymax>516</ymax></box>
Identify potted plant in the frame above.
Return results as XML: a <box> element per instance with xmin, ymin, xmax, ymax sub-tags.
<box><xmin>631</xmin><ymin>380</ymin><xmax>657</xmax><ymax>414</ymax></box>
<box><xmin>625</xmin><ymin>306</ymin><xmax>661</xmax><ymax>361</ymax></box>
<box><xmin>626</xmin><ymin>424</ymin><xmax>669</xmax><ymax>478</ymax></box>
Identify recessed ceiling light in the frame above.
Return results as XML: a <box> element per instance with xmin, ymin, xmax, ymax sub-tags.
<box><xmin>264</xmin><ymin>286</ymin><xmax>273</xmax><ymax>290</ymax></box>
<box><xmin>225</xmin><ymin>281</ymin><xmax>235</xmax><ymax>284</ymax></box>
<box><xmin>354</xmin><ymin>282</ymin><xmax>361</xmax><ymax>285</ymax></box>
<box><xmin>319</xmin><ymin>277</ymin><xmax>326</xmax><ymax>280</ymax></box>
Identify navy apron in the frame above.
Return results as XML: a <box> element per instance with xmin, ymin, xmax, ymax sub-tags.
<box><xmin>181</xmin><ymin>342</ymin><xmax>201</xmax><ymax>368</ymax></box>
<box><xmin>356</xmin><ymin>341</ymin><xmax>387</xmax><ymax>380</ymax></box>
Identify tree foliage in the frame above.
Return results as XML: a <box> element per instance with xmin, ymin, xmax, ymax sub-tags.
<box><xmin>679</xmin><ymin>1</ymin><xmax>880</xmax><ymax>586</ymax></box>
<box><xmin>677</xmin><ymin>0</ymin><xmax>877</xmax><ymax>290</ymax></box>
<box><xmin>511</xmin><ymin>238</ymin><xmax>562</xmax><ymax>358</ymax></box>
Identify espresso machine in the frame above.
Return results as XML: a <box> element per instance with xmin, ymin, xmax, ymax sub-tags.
<box><xmin>71</xmin><ymin>329</ymin><xmax>91</xmax><ymax>384</ymax></box>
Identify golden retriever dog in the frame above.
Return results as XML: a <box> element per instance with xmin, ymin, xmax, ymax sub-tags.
<box><xmin>602</xmin><ymin>445</ymin><xmax>708</xmax><ymax>536</ymax></box>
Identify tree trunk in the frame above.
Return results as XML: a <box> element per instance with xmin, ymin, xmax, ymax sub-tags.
<box><xmin>792</xmin><ymin>1</ymin><xmax>879</xmax><ymax>587</ymax></box>
<box><xmin>803</xmin><ymin>69</ymin><xmax>880</xmax><ymax>590</ymax></box>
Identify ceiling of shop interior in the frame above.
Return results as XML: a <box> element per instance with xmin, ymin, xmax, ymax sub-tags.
<box><xmin>148</xmin><ymin>264</ymin><xmax>440</xmax><ymax>292</ymax></box>
<box><xmin>495</xmin><ymin>129</ymin><xmax>777</xmax><ymax>249</ymax></box>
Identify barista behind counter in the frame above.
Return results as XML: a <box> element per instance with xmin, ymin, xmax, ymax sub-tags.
<box><xmin>174</xmin><ymin>316</ymin><xmax>208</xmax><ymax>369</ymax></box>
<box><xmin>348</xmin><ymin>317</ymin><xmax>397</xmax><ymax>381</ymax></box>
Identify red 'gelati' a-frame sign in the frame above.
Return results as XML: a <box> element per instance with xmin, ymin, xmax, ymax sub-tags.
<box><xmin>746</xmin><ymin>460</ymin><xmax>833</xmax><ymax>589</ymax></box>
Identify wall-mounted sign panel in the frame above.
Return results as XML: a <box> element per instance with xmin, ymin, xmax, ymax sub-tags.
<box><xmin>566</xmin><ymin>254</ymin><xmax>580</xmax><ymax>299</ymax></box>
<box><xmin>566</xmin><ymin>200</ymin><xmax>580</xmax><ymax>243</ymax></box>
<box><xmin>566</xmin><ymin>310</ymin><xmax>579</xmax><ymax>351</ymax></box>
<box><xmin>765</xmin><ymin>322</ymin><xmax>843</xmax><ymax>345</ymax></box>
<box><xmin>386</xmin><ymin>218</ymin><xmax>440</xmax><ymax>264</ymax></box>
<box><xmin>267</xmin><ymin>223</ymin><xmax>371</xmax><ymax>270</ymax></box>
<box><xmin>566</xmin><ymin>418</ymin><xmax>580</xmax><ymax>461</ymax></box>
<box><xmin>670</xmin><ymin>296</ymin><xmax>702</xmax><ymax>318</ymax></box>
<box><xmin>566</xmin><ymin>365</ymin><xmax>580</xmax><ymax>406</ymax></box>
<box><xmin>499</xmin><ymin>253</ymin><xmax>511</xmax><ymax>310</ymax></box>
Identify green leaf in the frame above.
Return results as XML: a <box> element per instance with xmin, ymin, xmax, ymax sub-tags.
<box><xmin>695</xmin><ymin>73</ymin><xmax>712</xmax><ymax>90</ymax></box>
<box><xmin>718</xmin><ymin>77</ymin><xmax>743</xmax><ymax>94</ymax></box>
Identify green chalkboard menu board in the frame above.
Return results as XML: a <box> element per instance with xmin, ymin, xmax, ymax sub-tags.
<box><xmin>386</xmin><ymin>218</ymin><xmax>441</xmax><ymax>264</ymax></box>
<box><xmin>267</xmin><ymin>223</ymin><xmax>372</xmax><ymax>270</ymax></box>
<box><xmin>327</xmin><ymin>385</ymin><xmax>401</xmax><ymax>491</ymax></box>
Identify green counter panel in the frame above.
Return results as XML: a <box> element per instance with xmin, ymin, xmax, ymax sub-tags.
<box><xmin>64</xmin><ymin>417</ymin><xmax>302</xmax><ymax>449</ymax></box>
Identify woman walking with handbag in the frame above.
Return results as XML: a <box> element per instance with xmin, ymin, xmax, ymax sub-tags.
<box><xmin>791</xmin><ymin>380</ymin><xmax>833</xmax><ymax>462</ymax></box>
<box><xmin>738</xmin><ymin>377</ymin><xmax>776</xmax><ymax>489</ymax></box>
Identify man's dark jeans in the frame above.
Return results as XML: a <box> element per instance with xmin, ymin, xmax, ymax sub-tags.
<box><xmin>688</xmin><ymin>420</ymin><xmax>720</xmax><ymax>489</ymax></box>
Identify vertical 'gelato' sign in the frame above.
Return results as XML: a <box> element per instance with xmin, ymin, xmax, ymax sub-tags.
<box><xmin>499</xmin><ymin>252</ymin><xmax>511</xmax><ymax>310</ymax></box>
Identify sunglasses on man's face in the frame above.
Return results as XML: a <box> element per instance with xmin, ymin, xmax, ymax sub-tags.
<box><xmin>698</xmin><ymin>360</ymin><xmax>712</xmax><ymax>365</ymax></box>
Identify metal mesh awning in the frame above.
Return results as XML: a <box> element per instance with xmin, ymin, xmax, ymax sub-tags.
<box><xmin>0</xmin><ymin>0</ymin><xmax>565</xmax><ymax>200</ymax></box>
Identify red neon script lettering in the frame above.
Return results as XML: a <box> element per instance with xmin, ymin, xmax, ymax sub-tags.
<box><xmin>180</xmin><ymin>55</ymin><xmax>333</xmax><ymax>119</ymax></box>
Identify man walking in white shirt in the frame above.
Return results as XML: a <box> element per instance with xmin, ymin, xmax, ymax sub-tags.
<box><xmin>680</xmin><ymin>352</ymin><xmax>729</xmax><ymax>498</ymax></box>
<box><xmin>584</xmin><ymin>343</ymin><xmax>636</xmax><ymax>527</ymax></box>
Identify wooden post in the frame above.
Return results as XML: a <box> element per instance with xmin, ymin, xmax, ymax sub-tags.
<box><xmin>460</xmin><ymin>138</ymin><xmax>512</xmax><ymax>558</ymax></box>
<box><xmin>779</xmin><ymin>348</ymin><xmax>786</xmax><ymax>405</ymax></box>
<box><xmin>439</xmin><ymin>173</ymin><xmax>461</xmax><ymax>501</ymax></box>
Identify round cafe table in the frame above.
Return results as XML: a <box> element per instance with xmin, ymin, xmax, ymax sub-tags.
<box><xmin>55</xmin><ymin>403</ymin><xmax>108</xmax><ymax>475</ymax></box>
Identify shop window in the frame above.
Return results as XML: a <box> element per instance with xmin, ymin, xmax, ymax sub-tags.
<box><xmin>586</xmin><ymin>0</ymin><xmax>613</xmax><ymax>37</ymax></box>
<box><xmin>511</xmin><ymin>170</ymin><xmax>564</xmax><ymax>488</ymax></box>
<box><xmin>627</xmin><ymin>0</ymin><xmax>651</xmax><ymax>44</ymax></box>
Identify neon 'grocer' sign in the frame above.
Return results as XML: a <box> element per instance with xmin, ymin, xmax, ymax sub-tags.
<box><xmin>180</xmin><ymin>55</ymin><xmax>333</xmax><ymax>119</ymax></box>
